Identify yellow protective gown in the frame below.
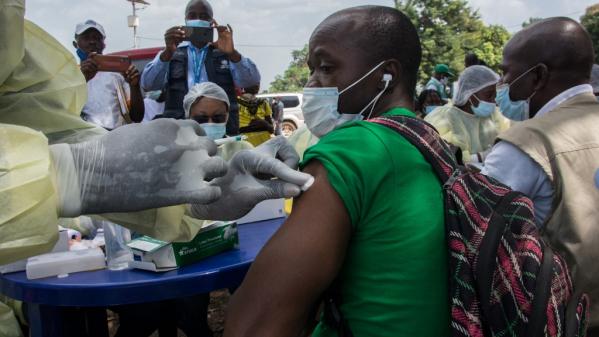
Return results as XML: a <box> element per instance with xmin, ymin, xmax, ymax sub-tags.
<box><xmin>283</xmin><ymin>125</ymin><xmax>319</xmax><ymax>213</ymax></box>
<box><xmin>0</xmin><ymin>0</ymin><xmax>215</xmax><ymax>261</ymax></box>
<box><xmin>287</xmin><ymin>125</ymin><xmax>319</xmax><ymax>161</ymax></box>
<box><xmin>0</xmin><ymin>1</ymin><xmax>215</xmax><ymax>332</ymax></box>
<box><xmin>424</xmin><ymin>104</ymin><xmax>510</xmax><ymax>162</ymax></box>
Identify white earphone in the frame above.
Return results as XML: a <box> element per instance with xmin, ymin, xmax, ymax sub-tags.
<box><xmin>382</xmin><ymin>74</ymin><xmax>393</xmax><ymax>82</ymax></box>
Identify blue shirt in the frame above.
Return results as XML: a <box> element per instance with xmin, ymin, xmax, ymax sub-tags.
<box><xmin>140</xmin><ymin>42</ymin><xmax>260</xmax><ymax>92</ymax></box>
<box><xmin>482</xmin><ymin>141</ymin><xmax>553</xmax><ymax>228</ymax></box>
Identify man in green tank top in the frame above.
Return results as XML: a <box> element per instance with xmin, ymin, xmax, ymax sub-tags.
<box><xmin>225</xmin><ymin>6</ymin><xmax>449</xmax><ymax>337</ymax></box>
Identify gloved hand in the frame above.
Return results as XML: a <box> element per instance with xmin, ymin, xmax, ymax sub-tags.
<box><xmin>191</xmin><ymin>136</ymin><xmax>314</xmax><ymax>221</ymax></box>
<box><xmin>50</xmin><ymin>119</ymin><xmax>228</xmax><ymax>217</ymax></box>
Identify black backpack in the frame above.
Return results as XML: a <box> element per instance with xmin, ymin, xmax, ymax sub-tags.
<box><xmin>322</xmin><ymin>115</ymin><xmax>590</xmax><ymax>337</ymax></box>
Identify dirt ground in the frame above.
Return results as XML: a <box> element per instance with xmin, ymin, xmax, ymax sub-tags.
<box><xmin>109</xmin><ymin>289</ymin><xmax>230</xmax><ymax>337</ymax></box>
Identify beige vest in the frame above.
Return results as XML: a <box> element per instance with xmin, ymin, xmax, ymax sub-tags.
<box><xmin>499</xmin><ymin>92</ymin><xmax>599</xmax><ymax>329</ymax></box>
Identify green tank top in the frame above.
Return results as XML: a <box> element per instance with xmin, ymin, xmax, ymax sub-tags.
<box><xmin>301</xmin><ymin>108</ymin><xmax>449</xmax><ymax>337</ymax></box>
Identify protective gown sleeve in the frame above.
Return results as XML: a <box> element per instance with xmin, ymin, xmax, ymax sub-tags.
<box><xmin>424</xmin><ymin>106</ymin><xmax>473</xmax><ymax>162</ymax></box>
<box><xmin>0</xmin><ymin>124</ymin><xmax>59</xmax><ymax>265</ymax></box>
<box><xmin>287</xmin><ymin>125</ymin><xmax>319</xmax><ymax>161</ymax></box>
<box><xmin>0</xmin><ymin>0</ymin><xmax>208</xmax><ymax>251</ymax></box>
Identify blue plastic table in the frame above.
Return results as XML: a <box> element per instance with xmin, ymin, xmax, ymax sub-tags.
<box><xmin>0</xmin><ymin>218</ymin><xmax>284</xmax><ymax>337</ymax></box>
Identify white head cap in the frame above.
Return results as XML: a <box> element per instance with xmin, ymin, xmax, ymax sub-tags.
<box><xmin>453</xmin><ymin>65</ymin><xmax>500</xmax><ymax>106</ymax></box>
<box><xmin>75</xmin><ymin>20</ymin><xmax>106</xmax><ymax>38</ymax></box>
<box><xmin>591</xmin><ymin>64</ymin><xmax>599</xmax><ymax>94</ymax></box>
<box><xmin>183</xmin><ymin>82</ymin><xmax>230</xmax><ymax>118</ymax></box>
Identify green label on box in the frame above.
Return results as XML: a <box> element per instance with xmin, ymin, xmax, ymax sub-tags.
<box><xmin>171</xmin><ymin>222</ymin><xmax>239</xmax><ymax>266</ymax></box>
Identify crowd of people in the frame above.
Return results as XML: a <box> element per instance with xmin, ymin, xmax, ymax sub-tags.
<box><xmin>1</xmin><ymin>0</ymin><xmax>599</xmax><ymax>336</ymax></box>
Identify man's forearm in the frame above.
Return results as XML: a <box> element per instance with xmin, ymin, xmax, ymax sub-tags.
<box><xmin>129</xmin><ymin>85</ymin><xmax>145</xmax><ymax>122</ymax></box>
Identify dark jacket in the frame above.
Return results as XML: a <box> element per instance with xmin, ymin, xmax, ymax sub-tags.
<box><xmin>163</xmin><ymin>46</ymin><xmax>239</xmax><ymax>135</ymax></box>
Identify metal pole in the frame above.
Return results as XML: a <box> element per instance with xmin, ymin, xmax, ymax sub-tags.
<box><xmin>132</xmin><ymin>2</ymin><xmax>137</xmax><ymax>48</ymax></box>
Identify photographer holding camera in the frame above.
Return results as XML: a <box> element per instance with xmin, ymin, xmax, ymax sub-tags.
<box><xmin>141</xmin><ymin>0</ymin><xmax>261</xmax><ymax>135</ymax></box>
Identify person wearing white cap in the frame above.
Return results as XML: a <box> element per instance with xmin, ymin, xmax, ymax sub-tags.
<box><xmin>73</xmin><ymin>19</ymin><xmax>145</xmax><ymax>130</ymax></box>
<box><xmin>425</xmin><ymin>65</ymin><xmax>510</xmax><ymax>163</ymax></box>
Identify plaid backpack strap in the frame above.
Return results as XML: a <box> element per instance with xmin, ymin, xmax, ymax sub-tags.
<box><xmin>369</xmin><ymin>115</ymin><xmax>458</xmax><ymax>184</ymax></box>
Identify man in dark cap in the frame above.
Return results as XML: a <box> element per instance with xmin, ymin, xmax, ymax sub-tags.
<box><xmin>425</xmin><ymin>63</ymin><xmax>453</xmax><ymax>100</ymax></box>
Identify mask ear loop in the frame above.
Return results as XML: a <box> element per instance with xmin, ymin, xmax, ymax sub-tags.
<box><xmin>469</xmin><ymin>94</ymin><xmax>481</xmax><ymax>109</ymax></box>
<box><xmin>339</xmin><ymin>60</ymin><xmax>387</xmax><ymax>95</ymax></box>
<box><xmin>508</xmin><ymin>64</ymin><xmax>540</xmax><ymax>87</ymax></box>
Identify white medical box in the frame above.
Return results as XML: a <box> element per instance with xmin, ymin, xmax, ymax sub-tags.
<box><xmin>26</xmin><ymin>248</ymin><xmax>106</xmax><ymax>280</ymax></box>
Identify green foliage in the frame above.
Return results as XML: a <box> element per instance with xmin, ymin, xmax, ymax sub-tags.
<box><xmin>581</xmin><ymin>5</ymin><xmax>599</xmax><ymax>64</ymax></box>
<box><xmin>269</xmin><ymin>45</ymin><xmax>309</xmax><ymax>92</ymax></box>
<box><xmin>467</xmin><ymin>25</ymin><xmax>511</xmax><ymax>70</ymax></box>
<box><xmin>396</xmin><ymin>0</ymin><xmax>510</xmax><ymax>84</ymax></box>
<box><xmin>270</xmin><ymin>1</ymin><xmax>511</xmax><ymax>92</ymax></box>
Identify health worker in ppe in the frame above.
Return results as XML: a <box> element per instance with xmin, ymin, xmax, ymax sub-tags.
<box><xmin>182</xmin><ymin>82</ymin><xmax>313</xmax><ymax>221</ymax></box>
<box><xmin>0</xmin><ymin>2</ymin><xmax>312</xmax><ymax>335</ymax></box>
<box><xmin>416</xmin><ymin>89</ymin><xmax>443</xmax><ymax>117</ymax></box>
<box><xmin>1</xmin><ymin>0</ymin><xmax>312</xmax><ymax>262</ymax></box>
<box><xmin>183</xmin><ymin>82</ymin><xmax>254</xmax><ymax>159</ymax></box>
<box><xmin>424</xmin><ymin>65</ymin><xmax>510</xmax><ymax>163</ymax></box>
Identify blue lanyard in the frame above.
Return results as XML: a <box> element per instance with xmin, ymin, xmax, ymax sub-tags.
<box><xmin>189</xmin><ymin>45</ymin><xmax>208</xmax><ymax>84</ymax></box>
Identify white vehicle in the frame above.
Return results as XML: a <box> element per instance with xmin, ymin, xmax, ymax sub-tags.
<box><xmin>257</xmin><ymin>93</ymin><xmax>303</xmax><ymax>137</ymax></box>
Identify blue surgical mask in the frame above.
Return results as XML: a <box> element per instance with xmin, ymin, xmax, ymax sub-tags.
<box><xmin>470</xmin><ymin>96</ymin><xmax>495</xmax><ymax>118</ymax></box>
<box><xmin>200</xmin><ymin>122</ymin><xmax>226</xmax><ymax>140</ymax></box>
<box><xmin>425</xmin><ymin>106</ymin><xmax>439</xmax><ymax>115</ymax></box>
<box><xmin>186</xmin><ymin>19</ymin><xmax>211</xmax><ymax>28</ymax></box>
<box><xmin>301</xmin><ymin>61</ymin><xmax>390</xmax><ymax>138</ymax></box>
<box><xmin>495</xmin><ymin>65</ymin><xmax>539</xmax><ymax>121</ymax></box>
<box><xmin>76</xmin><ymin>48</ymin><xmax>88</xmax><ymax>61</ymax></box>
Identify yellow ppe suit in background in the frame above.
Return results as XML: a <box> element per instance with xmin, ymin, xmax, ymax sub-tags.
<box><xmin>424</xmin><ymin>105</ymin><xmax>510</xmax><ymax>162</ymax></box>
<box><xmin>217</xmin><ymin>140</ymin><xmax>254</xmax><ymax>160</ymax></box>
<box><xmin>287</xmin><ymin>125</ymin><xmax>319</xmax><ymax>161</ymax></box>
<box><xmin>283</xmin><ymin>125</ymin><xmax>319</xmax><ymax>213</ymax></box>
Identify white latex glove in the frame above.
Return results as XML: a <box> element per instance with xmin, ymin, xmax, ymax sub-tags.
<box><xmin>191</xmin><ymin>136</ymin><xmax>314</xmax><ymax>221</ymax></box>
<box><xmin>50</xmin><ymin>119</ymin><xmax>228</xmax><ymax>216</ymax></box>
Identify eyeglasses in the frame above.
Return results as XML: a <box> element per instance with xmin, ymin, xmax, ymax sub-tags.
<box><xmin>191</xmin><ymin>114</ymin><xmax>227</xmax><ymax>124</ymax></box>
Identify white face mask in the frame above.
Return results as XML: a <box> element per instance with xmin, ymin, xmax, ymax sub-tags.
<box><xmin>301</xmin><ymin>61</ymin><xmax>391</xmax><ymax>138</ymax></box>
